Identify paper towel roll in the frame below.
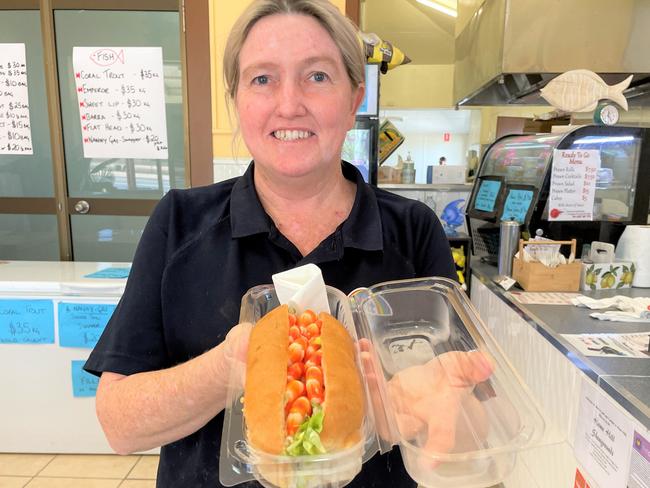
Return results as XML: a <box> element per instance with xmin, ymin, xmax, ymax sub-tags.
<box><xmin>615</xmin><ymin>225</ymin><xmax>650</xmax><ymax>287</ymax></box>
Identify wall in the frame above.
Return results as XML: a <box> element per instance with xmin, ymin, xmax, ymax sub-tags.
<box><xmin>477</xmin><ymin>105</ymin><xmax>550</xmax><ymax>145</ymax></box>
<box><xmin>380</xmin><ymin>64</ymin><xmax>454</xmax><ymax>109</ymax></box>
<box><xmin>384</xmin><ymin>132</ymin><xmax>468</xmax><ymax>184</ymax></box>
<box><xmin>209</xmin><ymin>0</ymin><xmax>346</xmax><ymax>160</ymax></box>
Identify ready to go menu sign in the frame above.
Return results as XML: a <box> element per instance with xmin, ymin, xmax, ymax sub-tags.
<box><xmin>72</xmin><ymin>47</ymin><xmax>168</xmax><ymax>159</ymax></box>
<box><xmin>548</xmin><ymin>149</ymin><xmax>600</xmax><ymax>221</ymax></box>
<box><xmin>0</xmin><ymin>43</ymin><xmax>33</xmax><ymax>155</ymax></box>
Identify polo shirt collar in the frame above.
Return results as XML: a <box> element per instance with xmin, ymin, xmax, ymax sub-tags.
<box><xmin>230</xmin><ymin>163</ymin><xmax>271</xmax><ymax>238</ymax></box>
<box><xmin>229</xmin><ymin>161</ymin><xmax>383</xmax><ymax>252</ymax></box>
<box><xmin>340</xmin><ymin>162</ymin><xmax>383</xmax><ymax>251</ymax></box>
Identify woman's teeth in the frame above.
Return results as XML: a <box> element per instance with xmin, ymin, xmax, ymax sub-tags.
<box><xmin>273</xmin><ymin>130</ymin><xmax>312</xmax><ymax>141</ymax></box>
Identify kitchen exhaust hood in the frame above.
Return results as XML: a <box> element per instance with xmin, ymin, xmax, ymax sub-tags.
<box><xmin>454</xmin><ymin>0</ymin><xmax>650</xmax><ymax>107</ymax></box>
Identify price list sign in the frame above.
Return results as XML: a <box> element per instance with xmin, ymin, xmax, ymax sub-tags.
<box><xmin>0</xmin><ymin>43</ymin><xmax>33</xmax><ymax>155</ymax></box>
<box><xmin>548</xmin><ymin>149</ymin><xmax>600</xmax><ymax>221</ymax></box>
<box><xmin>72</xmin><ymin>47</ymin><xmax>168</xmax><ymax>159</ymax></box>
<box><xmin>0</xmin><ymin>299</ymin><xmax>54</xmax><ymax>344</ymax></box>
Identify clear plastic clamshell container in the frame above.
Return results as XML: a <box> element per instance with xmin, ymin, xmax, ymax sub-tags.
<box><xmin>219</xmin><ymin>284</ymin><xmax>380</xmax><ymax>488</ymax></box>
<box><xmin>220</xmin><ymin>278</ymin><xmax>548</xmax><ymax>488</ymax></box>
<box><xmin>349</xmin><ymin>278</ymin><xmax>547</xmax><ymax>488</ymax></box>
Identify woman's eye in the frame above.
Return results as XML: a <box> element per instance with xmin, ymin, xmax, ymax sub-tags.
<box><xmin>252</xmin><ymin>75</ymin><xmax>269</xmax><ymax>85</ymax></box>
<box><xmin>310</xmin><ymin>71</ymin><xmax>329</xmax><ymax>83</ymax></box>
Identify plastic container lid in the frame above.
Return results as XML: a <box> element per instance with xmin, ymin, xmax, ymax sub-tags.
<box><xmin>220</xmin><ymin>278</ymin><xmax>549</xmax><ymax>488</ymax></box>
<box><xmin>350</xmin><ymin>278</ymin><xmax>547</xmax><ymax>488</ymax></box>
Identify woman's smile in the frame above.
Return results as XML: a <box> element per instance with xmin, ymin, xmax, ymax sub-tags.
<box><xmin>271</xmin><ymin>129</ymin><xmax>315</xmax><ymax>142</ymax></box>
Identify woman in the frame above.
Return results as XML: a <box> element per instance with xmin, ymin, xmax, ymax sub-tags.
<box><xmin>85</xmin><ymin>1</ymin><xmax>475</xmax><ymax>486</ymax></box>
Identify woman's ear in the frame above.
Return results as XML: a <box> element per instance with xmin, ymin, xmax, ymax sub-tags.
<box><xmin>345</xmin><ymin>83</ymin><xmax>365</xmax><ymax>130</ymax></box>
<box><xmin>351</xmin><ymin>83</ymin><xmax>365</xmax><ymax>115</ymax></box>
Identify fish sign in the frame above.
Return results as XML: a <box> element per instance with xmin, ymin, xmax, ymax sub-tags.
<box><xmin>540</xmin><ymin>70</ymin><xmax>631</xmax><ymax>112</ymax></box>
<box><xmin>89</xmin><ymin>48</ymin><xmax>125</xmax><ymax>67</ymax></box>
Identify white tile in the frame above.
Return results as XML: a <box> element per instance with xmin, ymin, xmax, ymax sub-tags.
<box><xmin>126</xmin><ymin>456</ymin><xmax>158</xmax><ymax>480</ymax></box>
<box><xmin>26</xmin><ymin>479</ymin><xmax>120</xmax><ymax>488</ymax></box>
<box><xmin>0</xmin><ymin>476</ymin><xmax>32</xmax><ymax>488</ymax></box>
<box><xmin>0</xmin><ymin>455</ymin><xmax>54</xmax><ymax>477</ymax></box>
<box><xmin>39</xmin><ymin>455</ymin><xmax>138</xmax><ymax>479</ymax></box>
<box><xmin>119</xmin><ymin>481</ymin><xmax>156</xmax><ymax>488</ymax></box>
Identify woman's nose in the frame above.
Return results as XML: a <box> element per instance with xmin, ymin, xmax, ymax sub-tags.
<box><xmin>275</xmin><ymin>80</ymin><xmax>307</xmax><ymax>118</ymax></box>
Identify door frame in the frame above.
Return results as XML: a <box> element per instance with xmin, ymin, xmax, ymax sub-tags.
<box><xmin>0</xmin><ymin>0</ymin><xmax>212</xmax><ymax>260</ymax></box>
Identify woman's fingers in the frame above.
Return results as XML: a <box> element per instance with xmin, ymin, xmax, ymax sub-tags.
<box><xmin>223</xmin><ymin>322</ymin><xmax>253</xmax><ymax>389</ymax></box>
<box><xmin>435</xmin><ymin>350</ymin><xmax>494</xmax><ymax>387</ymax></box>
<box><xmin>359</xmin><ymin>339</ymin><xmax>398</xmax><ymax>443</ymax></box>
<box><xmin>225</xmin><ymin>322</ymin><xmax>253</xmax><ymax>363</ymax></box>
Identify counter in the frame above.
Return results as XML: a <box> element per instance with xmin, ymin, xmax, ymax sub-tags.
<box><xmin>381</xmin><ymin>184</ymin><xmax>472</xmax><ymax>236</ymax></box>
<box><xmin>470</xmin><ymin>261</ymin><xmax>650</xmax><ymax>488</ymax></box>
<box><xmin>378</xmin><ymin>183</ymin><xmax>473</xmax><ymax>192</ymax></box>
<box><xmin>0</xmin><ymin>261</ymin><xmax>128</xmax><ymax>453</ymax></box>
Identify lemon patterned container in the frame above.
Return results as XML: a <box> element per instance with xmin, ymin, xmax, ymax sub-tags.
<box><xmin>580</xmin><ymin>261</ymin><xmax>636</xmax><ymax>291</ymax></box>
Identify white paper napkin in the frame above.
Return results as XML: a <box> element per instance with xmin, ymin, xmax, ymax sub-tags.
<box><xmin>572</xmin><ymin>295</ymin><xmax>650</xmax><ymax>321</ymax></box>
<box><xmin>272</xmin><ymin>263</ymin><xmax>331</xmax><ymax>314</ymax></box>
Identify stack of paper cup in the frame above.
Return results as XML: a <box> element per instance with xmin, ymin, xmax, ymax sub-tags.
<box><xmin>615</xmin><ymin>225</ymin><xmax>650</xmax><ymax>287</ymax></box>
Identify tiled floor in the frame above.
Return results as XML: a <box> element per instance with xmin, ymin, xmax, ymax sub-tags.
<box><xmin>0</xmin><ymin>454</ymin><xmax>159</xmax><ymax>488</ymax></box>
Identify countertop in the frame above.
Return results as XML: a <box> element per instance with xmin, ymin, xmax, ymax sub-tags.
<box><xmin>378</xmin><ymin>183</ymin><xmax>472</xmax><ymax>191</ymax></box>
<box><xmin>471</xmin><ymin>260</ymin><xmax>650</xmax><ymax>429</ymax></box>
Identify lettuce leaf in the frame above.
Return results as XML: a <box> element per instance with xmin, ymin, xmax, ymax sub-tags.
<box><xmin>285</xmin><ymin>406</ymin><xmax>326</xmax><ymax>456</ymax></box>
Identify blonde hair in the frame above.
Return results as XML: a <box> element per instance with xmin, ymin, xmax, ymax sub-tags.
<box><xmin>223</xmin><ymin>0</ymin><xmax>365</xmax><ymax>102</ymax></box>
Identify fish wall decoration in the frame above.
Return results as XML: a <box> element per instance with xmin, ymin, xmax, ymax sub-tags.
<box><xmin>540</xmin><ymin>70</ymin><xmax>632</xmax><ymax>112</ymax></box>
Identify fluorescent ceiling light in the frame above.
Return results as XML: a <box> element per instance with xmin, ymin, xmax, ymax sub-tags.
<box><xmin>416</xmin><ymin>0</ymin><xmax>457</xmax><ymax>17</ymax></box>
<box><xmin>573</xmin><ymin>136</ymin><xmax>635</xmax><ymax>144</ymax></box>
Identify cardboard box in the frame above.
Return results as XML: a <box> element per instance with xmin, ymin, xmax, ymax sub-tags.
<box><xmin>580</xmin><ymin>261</ymin><xmax>636</xmax><ymax>291</ymax></box>
<box><xmin>378</xmin><ymin>165</ymin><xmax>402</xmax><ymax>184</ymax></box>
<box><xmin>512</xmin><ymin>239</ymin><xmax>582</xmax><ymax>292</ymax></box>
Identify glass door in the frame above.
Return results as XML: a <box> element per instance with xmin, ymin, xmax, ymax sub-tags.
<box><xmin>54</xmin><ymin>5</ymin><xmax>184</xmax><ymax>261</ymax></box>
<box><xmin>0</xmin><ymin>7</ymin><xmax>59</xmax><ymax>259</ymax></box>
<box><xmin>0</xmin><ymin>0</ymin><xmax>212</xmax><ymax>262</ymax></box>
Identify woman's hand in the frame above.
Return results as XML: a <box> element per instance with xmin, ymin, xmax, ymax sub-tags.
<box><xmin>215</xmin><ymin>322</ymin><xmax>253</xmax><ymax>390</ymax></box>
<box><xmin>388</xmin><ymin>350</ymin><xmax>494</xmax><ymax>458</ymax></box>
<box><xmin>359</xmin><ymin>339</ymin><xmax>494</xmax><ymax>465</ymax></box>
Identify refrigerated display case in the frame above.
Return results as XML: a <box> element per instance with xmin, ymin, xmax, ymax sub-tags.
<box><xmin>467</xmin><ymin>126</ymin><xmax>650</xmax><ymax>263</ymax></box>
<box><xmin>342</xmin><ymin>64</ymin><xmax>380</xmax><ymax>185</ymax></box>
<box><xmin>0</xmin><ymin>261</ymin><xmax>128</xmax><ymax>452</ymax></box>
<box><xmin>342</xmin><ymin>117</ymin><xmax>378</xmax><ymax>185</ymax></box>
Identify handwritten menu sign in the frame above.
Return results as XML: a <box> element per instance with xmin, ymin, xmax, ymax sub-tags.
<box><xmin>549</xmin><ymin>149</ymin><xmax>600</xmax><ymax>221</ymax></box>
<box><xmin>0</xmin><ymin>299</ymin><xmax>54</xmax><ymax>344</ymax></box>
<box><xmin>71</xmin><ymin>360</ymin><xmax>99</xmax><ymax>397</ymax></box>
<box><xmin>58</xmin><ymin>302</ymin><xmax>116</xmax><ymax>348</ymax></box>
<box><xmin>72</xmin><ymin>47</ymin><xmax>168</xmax><ymax>159</ymax></box>
<box><xmin>501</xmin><ymin>189</ymin><xmax>534</xmax><ymax>223</ymax></box>
<box><xmin>84</xmin><ymin>267</ymin><xmax>130</xmax><ymax>279</ymax></box>
<box><xmin>474</xmin><ymin>179</ymin><xmax>501</xmax><ymax>212</ymax></box>
<box><xmin>0</xmin><ymin>43</ymin><xmax>33</xmax><ymax>155</ymax></box>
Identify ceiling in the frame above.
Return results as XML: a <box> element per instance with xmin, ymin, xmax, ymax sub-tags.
<box><xmin>361</xmin><ymin>0</ymin><xmax>456</xmax><ymax>65</ymax></box>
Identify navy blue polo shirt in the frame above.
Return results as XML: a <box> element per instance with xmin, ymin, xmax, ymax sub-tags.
<box><xmin>85</xmin><ymin>161</ymin><xmax>456</xmax><ymax>487</ymax></box>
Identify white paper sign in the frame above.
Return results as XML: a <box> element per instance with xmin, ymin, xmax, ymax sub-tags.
<box><xmin>549</xmin><ymin>149</ymin><xmax>600</xmax><ymax>221</ymax></box>
<box><xmin>562</xmin><ymin>332</ymin><xmax>650</xmax><ymax>359</ymax></box>
<box><xmin>574</xmin><ymin>378</ymin><xmax>634</xmax><ymax>488</ymax></box>
<box><xmin>0</xmin><ymin>43</ymin><xmax>33</xmax><ymax>155</ymax></box>
<box><xmin>72</xmin><ymin>47</ymin><xmax>168</xmax><ymax>159</ymax></box>
<box><xmin>509</xmin><ymin>291</ymin><xmax>582</xmax><ymax>305</ymax></box>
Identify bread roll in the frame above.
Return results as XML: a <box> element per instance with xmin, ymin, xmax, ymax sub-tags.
<box><xmin>244</xmin><ymin>306</ymin><xmax>364</xmax><ymax>455</ymax></box>
<box><xmin>244</xmin><ymin>304</ymin><xmax>289</xmax><ymax>454</ymax></box>
<box><xmin>319</xmin><ymin>312</ymin><xmax>364</xmax><ymax>450</ymax></box>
